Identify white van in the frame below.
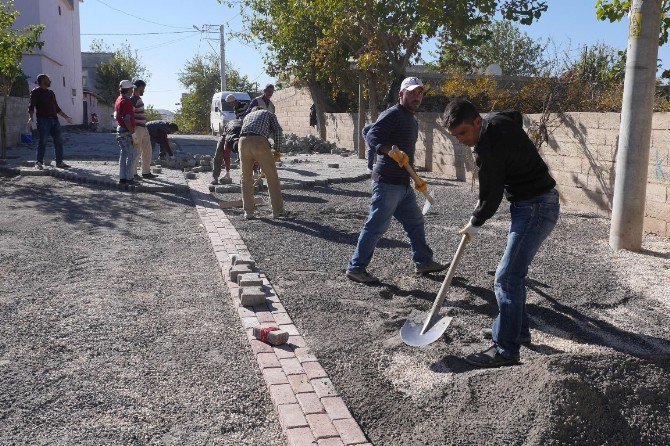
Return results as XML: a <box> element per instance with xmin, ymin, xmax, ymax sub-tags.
<box><xmin>210</xmin><ymin>91</ymin><xmax>251</xmax><ymax>135</ymax></box>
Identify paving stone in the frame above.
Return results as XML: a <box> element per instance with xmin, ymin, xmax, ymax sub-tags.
<box><xmin>240</xmin><ymin>286</ymin><xmax>266</xmax><ymax>306</ymax></box>
<box><xmin>22</xmin><ymin>160</ymin><xmax>35</xmax><ymax>167</ymax></box>
<box><xmin>280</xmin><ymin>324</ymin><xmax>300</xmax><ymax>336</ymax></box>
<box><xmin>311</xmin><ymin>378</ymin><xmax>338</xmax><ymax>398</ymax></box>
<box><xmin>269</xmin><ymin>383</ymin><xmax>298</xmax><ymax>405</ymax></box>
<box><xmin>317</xmin><ymin>438</ymin><xmax>345</xmax><ymax>446</ymax></box>
<box><xmin>250</xmin><ymin>339</ymin><xmax>274</xmax><ymax>355</ymax></box>
<box><xmin>262</xmin><ymin>366</ymin><xmax>289</xmax><ymax>385</ymax></box>
<box><xmin>192</xmin><ymin>166</ymin><xmax>202</xmax><ymax>173</ymax></box>
<box><xmin>256</xmin><ymin>352</ymin><xmax>281</xmax><ymax>369</ymax></box>
<box><xmin>332</xmin><ymin>418</ymin><xmax>367</xmax><ymax>445</ymax></box>
<box><xmin>233</xmin><ymin>255</ymin><xmax>255</xmax><ymax>268</ymax></box>
<box><xmin>218</xmin><ymin>176</ymin><xmax>233</xmax><ymax>184</ymax></box>
<box><xmin>280</xmin><ymin>357</ymin><xmax>304</xmax><ymax>376</ymax></box>
<box><xmin>219</xmin><ymin>197</ymin><xmax>243</xmax><ymax>208</ymax></box>
<box><xmin>289</xmin><ymin>335</ymin><xmax>307</xmax><ymax>348</ymax></box>
<box><xmin>229</xmin><ymin>264</ymin><xmax>253</xmax><ymax>282</ymax></box>
<box><xmin>294</xmin><ymin>347</ymin><xmax>317</xmax><ymax>363</ymax></box>
<box><xmin>273</xmin><ymin>312</ymin><xmax>293</xmax><ymax>325</ymax></box>
<box><xmin>273</xmin><ymin>344</ymin><xmax>296</xmax><ymax>359</ymax></box>
<box><xmin>199</xmin><ymin>159</ymin><xmax>210</xmax><ymax>166</ymax></box>
<box><xmin>296</xmin><ymin>392</ymin><xmax>325</xmax><ymax>415</ymax></box>
<box><xmin>253</xmin><ymin>326</ymin><xmax>289</xmax><ymax>345</ymax></box>
<box><xmin>238</xmin><ymin>272</ymin><xmax>263</xmax><ymax>287</ymax></box>
<box><xmin>268</xmin><ymin>301</ymin><xmax>287</xmax><ymax>313</ymax></box>
<box><xmin>307</xmin><ymin>414</ymin><xmax>339</xmax><ymax>440</ymax></box>
<box><xmin>184</xmin><ymin>172</ymin><xmax>196</xmax><ymax>179</ymax></box>
<box><xmin>287</xmin><ymin>373</ymin><xmax>314</xmax><ymax>394</ymax></box>
<box><xmin>152</xmin><ymin>167</ymin><xmax>162</xmax><ymax>174</ymax></box>
<box><xmin>327</xmin><ymin>163</ymin><xmax>339</xmax><ymax>168</ymax></box>
<box><xmin>278</xmin><ymin>403</ymin><xmax>309</xmax><ymax>430</ymax></box>
<box><xmin>256</xmin><ymin>310</ymin><xmax>277</xmax><ymax>324</ymax></box>
<box><xmin>321</xmin><ymin>397</ymin><xmax>352</xmax><ymax>420</ymax></box>
<box><xmin>303</xmin><ymin>361</ymin><xmax>328</xmax><ymax>380</ymax></box>
<box><xmin>285</xmin><ymin>427</ymin><xmax>317</xmax><ymax>446</ymax></box>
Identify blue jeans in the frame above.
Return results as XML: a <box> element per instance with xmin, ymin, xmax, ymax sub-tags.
<box><xmin>492</xmin><ymin>189</ymin><xmax>560</xmax><ymax>359</ymax></box>
<box><xmin>117</xmin><ymin>134</ymin><xmax>136</xmax><ymax>180</ymax></box>
<box><xmin>36</xmin><ymin>117</ymin><xmax>64</xmax><ymax>164</ymax></box>
<box><xmin>348</xmin><ymin>181</ymin><xmax>433</xmax><ymax>272</ymax></box>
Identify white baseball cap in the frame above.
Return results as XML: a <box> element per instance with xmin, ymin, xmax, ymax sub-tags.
<box><xmin>119</xmin><ymin>79</ymin><xmax>133</xmax><ymax>90</ymax></box>
<box><xmin>225</xmin><ymin>94</ymin><xmax>237</xmax><ymax>103</ymax></box>
<box><xmin>400</xmin><ymin>77</ymin><xmax>423</xmax><ymax>91</ymax></box>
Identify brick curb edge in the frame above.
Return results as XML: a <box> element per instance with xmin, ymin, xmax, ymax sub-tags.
<box><xmin>187</xmin><ymin>176</ymin><xmax>372</xmax><ymax>446</ymax></box>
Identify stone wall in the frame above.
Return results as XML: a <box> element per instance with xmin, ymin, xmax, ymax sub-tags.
<box><xmin>272</xmin><ymin>87</ymin><xmax>670</xmax><ymax>238</ymax></box>
<box><xmin>0</xmin><ymin>96</ymin><xmax>29</xmax><ymax>149</ymax></box>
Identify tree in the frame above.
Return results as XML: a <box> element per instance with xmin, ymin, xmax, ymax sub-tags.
<box><xmin>174</xmin><ymin>53</ymin><xmax>254</xmax><ymax>134</ymax></box>
<box><xmin>89</xmin><ymin>40</ymin><xmax>150</xmax><ymax>104</ymax></box>
<box><xmin>436</xmin><ymin>20</ymin><xmax>549</xmax><ymax>76</ymax></box>
<box><xmin>0</xmin><ymin>0</ymin><xmax>44</xmax><ymax>158</ymax></box>
<box><xmin>596</xmin><ymin>0</ymin><xmax>670</xmax><ymax>44</ymax></box>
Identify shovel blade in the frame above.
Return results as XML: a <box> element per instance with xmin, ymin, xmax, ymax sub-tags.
<box><xmin>421</xmin><ymin>190</ymin><xmax>434</xmax><ymax>215</ymax></box>
<box><xmin>400</xmin><ymin>309</ymin><xmax>453</xmax><ymax>347</ymax></box>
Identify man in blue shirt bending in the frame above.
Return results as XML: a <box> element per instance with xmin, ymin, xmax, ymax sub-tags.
<box><xmin>346</xmin><ymin>77</ymin><xmax>447</xmax><ymax>284</ymax></box>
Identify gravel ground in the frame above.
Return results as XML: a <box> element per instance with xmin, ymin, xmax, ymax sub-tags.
<box><xmin>0</xmin><ymin>175</ymin><xmax>283</xmax><ymax>445</ymax></box>
<box><xmin>223</xmin><ymin>177</ymin><xmax>670</xmax><ymax>445</ymax></box>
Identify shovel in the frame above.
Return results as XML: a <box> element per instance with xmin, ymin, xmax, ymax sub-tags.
<box><xmin>389</xmin><ymin>145</ymin><xmax>434</xmax><ymax>214</ymax></box>
<box><xmin>400</xmin><ymin>234</ymin><xmax>470</xmax><ymax>347</ymax></box>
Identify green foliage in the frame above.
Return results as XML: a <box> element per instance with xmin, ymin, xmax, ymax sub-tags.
<box><xmin>0</xmin><ymin>0</ymin><xmax>44</xmax><ymax>157</ymax></box>
<box><xmin>596</xmin><ymin>0</ymin><xmax>670</xmax><ymax>44</ymax></box>
<box><xmin>89</xmin><ymin>40</ymin><xmax>150</xmax><ymax>104</ymax></box>
<box><xmin>174</xmin><ymin>53</ymin><xmax>254</xmax><ymax>134</ymax></box>
<box><xmin>436</xmin><ymin>20</ymin><xmax>549</xmax><ymax>77</ymax></box>
<box><xmin>144</xmin><ymin>104</ymin><xmax>163</xmax><ymax>122</ymax></box>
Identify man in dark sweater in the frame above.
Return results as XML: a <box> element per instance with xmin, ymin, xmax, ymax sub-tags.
<box><xmin>212</xmin><ymin>118</ymin><xmax>242</xmax><ymax>184</ymax></box>
<box><xmin>146</xmin><ymin>120</ymin><xmax>179</xmax><ymax>159</ymax></box>
<box><xmin>28</xmin><ymin>74</ymin><xmax>74</xmax><ymax>169</ymax></box>
<box><xmin>444</xmin><ymin>98</ymin><xmax>559</xmax><ymax>368</ymax></box>
<box><xmin>346</xmin><ymin>77</ymin><xmax>447</xmax><ymax>284</ymax></box>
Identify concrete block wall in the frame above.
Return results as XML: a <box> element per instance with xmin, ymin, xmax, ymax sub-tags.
<box><xmin>271</xmin><ymin>87</ymin><xmax>670</xmax><ymax>238</ymax></box>
<box><xmin>0</xmin><ymin>96</ymin><xmax>29</xmax><ymax>149</ymax></box>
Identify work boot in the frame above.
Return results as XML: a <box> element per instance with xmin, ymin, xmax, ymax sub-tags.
<box><xmin>481</xmin><ymin>328</ymin><xmax>531</xmax><ymax>346</ymax></box>
<box><xmin>346</xmin><ymin>270</ymin><xmax>380</xmax><ymax>284</ymax></box>
<box><xmin>224</xmin><ymin>171</ymin><xmax>231</xmax><ymax>179</ymax></box>
<box><xmin>35</xmin><ymin>162</ymin><xmax>43</xmax><ymax>170</ymax></box>
<box><xmin>415</xmin><ymin>260</ymin><xmax>449</xmax><ymax>274</ymax></box>
<box><xmin>142</xmin><ymin>173</ymin><xmax>158</xmax><ymax>179</ymax></box>
<box><xmin>56</xmin><ymin>162</ymin><xmax>71</xmax><ymax>169</ymax></box>
<box><xmin>465</xmin><ymin>345</ymin><xmax>520</xmax><ymax>368</ymax></box>
<box><xmin>211</xmin><ymin>178</ymin><xmax>219</xmax><ymax>185</ymax></box>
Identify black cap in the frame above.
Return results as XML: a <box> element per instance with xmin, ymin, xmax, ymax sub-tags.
<box><xmin>133</xmin><ymin>79</ymin><xmax>146</xmax><ymax>87</ymax></box>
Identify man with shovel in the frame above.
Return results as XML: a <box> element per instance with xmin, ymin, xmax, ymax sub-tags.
<box><xmin>346</xmin><ymin>77</ymin><xmax>447</xmax><ymax>284</ymax></box>
<box><xmin>443</xmin><ymin>98</ymin><xmax>559</xmax><ymax>368</ymax></box>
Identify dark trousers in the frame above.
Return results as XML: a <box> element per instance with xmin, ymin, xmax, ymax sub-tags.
<box><xmin>36</xmin><ymin>117</ymin><xmax>64</xmax><ymax>164</ymax></box>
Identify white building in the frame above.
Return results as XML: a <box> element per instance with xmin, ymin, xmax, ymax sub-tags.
<box><xmin>13</xmin><ymin>0</ymin><xmax>84</xmax><ymax>125</ymax></box>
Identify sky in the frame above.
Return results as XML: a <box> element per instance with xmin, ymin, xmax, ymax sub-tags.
<box><xmin>79</xmin><ymin>0</ymin><xmax>670</xmax><ymax>112</ymax></box>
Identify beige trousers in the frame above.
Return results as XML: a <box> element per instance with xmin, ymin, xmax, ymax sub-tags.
<box><xmin>131</xmin><ymin>126</ymin><xmax>152</xmax><ymax>175</ymax></box>
<box><xmin>239</xmin><ymin>135</ymin><xmax>283</xmax><ymax>216</ymax></box>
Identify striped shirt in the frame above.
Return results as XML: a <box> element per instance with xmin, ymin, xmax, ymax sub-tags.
<box><xmin>130</xmin><ymin>95</ymin><xmax>147</xmax><ymax>126</ymax></box>
<box><xmin>240</xmin><ymin>109</ymin><xmax>283</xmax><ymax>152</ymax></box>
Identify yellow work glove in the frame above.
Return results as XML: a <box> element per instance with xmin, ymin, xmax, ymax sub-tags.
<box><xmin>459</xmin><ymin>218</ymin><xmax>479</xmax><ymax>243</ymax></box>
<box><xmin>273</xmin><ymin>151</ymin><xmax>281</xmax><ymax>162</ymax></box>
<box><xmin>388</xmin><ymin>147</ymin><xmax>409</xmax><ymax>168</ymax></box>
<box><xmin>414</xmin><ymin>180</ymin><xmax>427</xmax><ymax>193</ymax></box>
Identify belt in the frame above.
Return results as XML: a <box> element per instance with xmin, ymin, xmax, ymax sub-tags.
<box><xmin>240</xmin><ymin>132</ymin><xmax>263</xmax><ymax>137</ymax></box>
<box><xmin>377</xmin><ymin>175</ymin><xmax>410</xmax><ymax>186</ymax></box>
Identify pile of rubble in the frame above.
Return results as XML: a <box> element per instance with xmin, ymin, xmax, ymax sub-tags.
<box><xmin>283</xmin><ymin>133</ymin><xmax>342</xmax><ymax>155</ymax></box>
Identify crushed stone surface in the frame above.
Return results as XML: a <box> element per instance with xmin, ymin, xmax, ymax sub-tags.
<box><xmin>225</xmin><ymin>176</ymin><xmax>670</xmax><ymax>446</ymax></box>
<box><xmin>0</xmin><ymin>175</ymin><xmax>283</xmax><ymax>446</ymax></box>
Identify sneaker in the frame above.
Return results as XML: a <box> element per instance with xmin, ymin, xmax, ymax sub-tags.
<box><xmin>244</xmin><ymin>212</ymin><xmax>256</xmax><ymax>220</ymax></box>
<box><xmin>465</xmin><ymin>345</ymin><xmax>520</xmax><ymax>368</ymax></box>
<box><xmin>35</xmin><ymin>162</ymin><xmax>43</xmax><ymax>170</ymax></box>
<box><xmin>55</xmin><ymin>162</ymin><xmax>71</xmax><ymax>169</ymax></box>
<box><xmin>273</xmin><ymin>210</ymin><xmax>291</xmax><ymax>219</ymax></box>
<box><xmin>119</xmin><ymin>179</ymin><xmax>127</xmax><ymax>185</ymax></box>
<box><xmin>142</xmin><ymin>173</ymin><xmax>158</xmax><ymax>179</ymax></box>
<box><xmin>133</xmin><ymin>174</ymin><xmax>143</xmax><ymax>181</ymax></box>
<box><xmin>223</xmin><ymin>171</ymin><xmax>231</xmax><ymax>179</ymax></box>
<box><xmin>481</xmin><ymin>328</ymin><xmax>531</xmax><ymax>346</ymax></box>
<box><xmin>415</xmin><ymin>260</ymin><xmax>449</xmax><ymax>274</ymax></box>
<box><xmin>346</xmin><ymin>270</ymin><xmax>380</xmax><ymax>284</ymax></box>
<box><xmin>211</xmin><ymin>178</ymin><xmax>219</xmax><ymax>185</ymax></box>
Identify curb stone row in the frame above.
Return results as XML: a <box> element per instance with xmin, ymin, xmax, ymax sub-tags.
<box><xmin>187</xmin><ymin>176</ymin><xmax>372</xmax><ymax>446</ymax></box>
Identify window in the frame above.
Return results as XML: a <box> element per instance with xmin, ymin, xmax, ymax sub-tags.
<box><xmin>62</xmin><ymin>77</ymin><xmax>66</xmax><ymax>87</ymax></box>
<box><xmin>58</xmin><ymin>5</ymin><xmax>61</xmax><ymax>15</ymax></box>
<box><xmin>71</xmin><ymin>89</ymin><xmax>76</xmax><ymax>97</ymax></box>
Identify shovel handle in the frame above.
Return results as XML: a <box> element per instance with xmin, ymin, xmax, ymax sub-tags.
<box><xmin>390</xmin><ymin>145</ymin><xmax>434</xmax><ymax>204</ymax></box>
<box><xmin>422</xmin><ymin>234</ymin><xmax>469</xmax><ymax>333</ymax></box>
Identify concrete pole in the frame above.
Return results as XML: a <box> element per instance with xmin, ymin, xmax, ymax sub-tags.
<box><xmin>609</xmin><ymin>0</ymin><xmax>662</xmax><ymax>251</ymax></box>
<box><xmin>220</xmin><ymin>24</ymin><xmax>226</xmax><ymax>91</ymax></box>
<box><xmin>357</xmin><ymin>70</ymin><xmax>365</xmax><ymax>159</ymax></box>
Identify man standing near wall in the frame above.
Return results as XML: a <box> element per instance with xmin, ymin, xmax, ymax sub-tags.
<box><xmin>246</xmin><ymin>84</ymin><xmax>275</xmax><ymax>115</ymax></box>
<box><xmin>443</xmin><ymin>98</ymin><xmax>559</xmax><ymax>368</ymax></box>
<box><xmin>130</xmin><ymin>79</ymin><xmax>157</xmax><ymax>179</ymax></box>
<box><xmin>114</xmin><ymin>80</ymin><xmax>136</xmax><ymax>185</ymax></box>
<box><xmin>28</xmin><ymin>74</ymin><xmax>74</xmax><ymax>169</ymax></box>
<box><xmin>346</xmin><ymin>77</ymin><xmax>447</xmax><ymax>284</ymax></box>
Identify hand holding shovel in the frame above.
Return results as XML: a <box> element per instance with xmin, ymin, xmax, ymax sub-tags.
<box><xmin>389</xmin><ymin>145</ymin><xmax>434</xmax><ymax>214</ymax></box>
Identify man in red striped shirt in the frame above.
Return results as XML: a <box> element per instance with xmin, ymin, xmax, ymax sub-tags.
<box><xmin>130</xmin><ymin>79</ymin><xmax>156</xmax><ymax>179</ymax></box>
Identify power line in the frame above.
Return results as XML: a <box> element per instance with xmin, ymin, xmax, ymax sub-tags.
<box><xmin>93</xmin><ymin>0</ymin><xmax>192</xmax><ymax>29</ymax></box>
<box><xmin>138</xmin><ymin>33</ymin><xmax>199</xmax><ymax>51</ymax></box>
<box><xmin>82</xmin><ymin>31</ymin><xmax>199</xmax><ymax>36</ymax></box>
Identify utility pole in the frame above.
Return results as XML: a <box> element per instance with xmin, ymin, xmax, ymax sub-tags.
<box><xmin>609</xmin><ymin>0</ymin><xmax>662</xmax><ymax>251</ymax></box>
<box><xmin>220</xmin><ymin>24</ymin><xmax>226</xmax><ymax>91</ymax></box>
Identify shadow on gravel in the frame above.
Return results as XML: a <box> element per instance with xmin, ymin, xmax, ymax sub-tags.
<box><xmin>283</xmin><ymin>192</ymin><xmax>328</xmax><ymax>204</ymax></box>
<box><xmin>259</xmin><ymin>217</ymin><xmax>411</xmax><ymax>249</ymax></box>
<box><xmin>311</xmin><ymin>185</ymin><xmax>371</xmax><ymax>198</ymax></box>
<box><xmin>279</xmin><ymin>167</ymin><xmax>318</xmax><ymax>177</ymax></box>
